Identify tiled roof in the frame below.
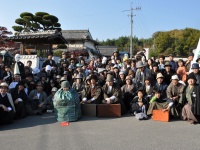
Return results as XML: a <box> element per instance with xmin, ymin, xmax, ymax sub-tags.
<box><xmin>61</xmin><ymin>30</ymin><xmax>92</xmax><ymax>40</ymax></box>
<box><xmin>6</xmin><ymin>31</ymin><xmax>67</xmax><ymax>44</ymax></box>
<box><xmin>98</xmin><ymin>46</ymin><xmax>118</xmax><ymax>56</ymax></box>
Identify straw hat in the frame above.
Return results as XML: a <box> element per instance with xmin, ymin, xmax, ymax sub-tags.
<box><xmin>156</xmin><ymin>73</ymin><xmax>164</xmax><ymax>79</ymax></box>
<box><xmin>171</xmin><ymin>75</ymin><xmax>179</xmax><ymax>80</ymax></box>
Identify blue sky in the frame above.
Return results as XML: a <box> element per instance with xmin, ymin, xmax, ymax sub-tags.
<box><xmin>1</xmin><ymin>0</ymin><xmax>200</xmax><ymax>41</ymax></box>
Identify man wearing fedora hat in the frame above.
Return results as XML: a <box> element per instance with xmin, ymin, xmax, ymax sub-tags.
<box><xmin>135</xmin><ymin>61</ymin><xmax>151</xmax><ymax>88</ymax></box>
<box><xmin>188</xmin><ymin>63</ymin><xmax>200</xmax><ymax>87</ymax></box>
<box><xmin>81</xmin><ymin>75</ymin><xmax>102</xmax><ymax>104</ymax></box>
<box><xmin>185</xmin><ymin>52</ymin><xmax>194</xmax><ymax>73</ymax></box>
<box><xmin>162</xmin><ymin>61</ymin><xmax>176</xmax><ymax>85</ymax></box>
<box><xmin>0</xmin><ymin>82</ymin><xmax>15</xmax><ymax>124</ymax></box>
<box><xmin>102</xmin><ymin>75</ymin><xmax>122</xmax><ymax>104</ymax></box>
<box><xmin>76</xmin><ymin>63</ymin><xmax>86</xmax><ymax>81</ymax></box>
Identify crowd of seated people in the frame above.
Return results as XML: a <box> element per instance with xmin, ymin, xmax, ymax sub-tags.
<box><xmin>0</xmin><ymin>50</ymin><xmax>200</xmax><ymax>125</ymax></box>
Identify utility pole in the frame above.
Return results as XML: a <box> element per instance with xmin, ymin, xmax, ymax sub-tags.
<box><xmin>130</xmin><ymin>3</ymin><xmax>133</xmax><ymax>59</ymax></box>
<box><xmin>124</xmin><ymin>2</ymin><xmax>141</xmax><ymax>59</ymax></box>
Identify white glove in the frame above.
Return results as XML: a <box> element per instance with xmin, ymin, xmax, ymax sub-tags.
<box><xmin>17</xmin><ymin>98</ymin><xmax>23</xmax><ymax>102</ymax></box>
<box><xmin>82</xmin><ymin>98</ymin><xmax>87</xmax><ymax>101</ymax></box>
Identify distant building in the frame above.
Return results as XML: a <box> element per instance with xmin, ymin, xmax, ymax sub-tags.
<box><xmin>61</xmin><ymin>30</ymin><xmax>99</xmax><ymax>52</ymax></box>
<box><xmin>98</xmin><ymin>46</ymin><xmax>118</xmax><ymax>56</ymax></box>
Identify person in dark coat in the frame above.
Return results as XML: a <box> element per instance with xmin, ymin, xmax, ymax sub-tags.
<box><xmin>162</xmin><ymin>61</ymin><xmax>176</xmax><ymax>85</ymax></box>
<box><xmin>10</xmin><ymin>81</ymin><xmax>28</xmax><ymax>118</ymax></box>
<box><xmin>182</xmin><ymin>73</ymin><xmax>200</xmax><ymax>124</ymax></box>
<box><xmin>121</xmin><ymin>76</ymin><xmax>137</xmax><ymax>110</ymax></box>
<box><xmin>42</xmin><ymin>52</ymin><xmax>57</xmax><ymax>69</ymax></box>
<box><xmin>46</xmin><ymin>87</ymin><xmax>58</xmax><ymax>112</ymax></box>
<box><xmin>130</xmin><ymin>88</ymin><xmax>148</xmax><ymax>119</ymax></box>
<box><xmin>57</xmin><ymin>52</ymin><xmax>69</xmax><ymax>68</ymax></box>
<box><xmin>102</xmin><ymin>75</ymin><xmax>122</xmax><ymax>104</ymax></box>
<box><xmin>168</xmin><ymin>54</ymin><xmax>178</xmax><ymax>71</ymax></box>
<box><xmin>102</xmin><ymin>75</ymin><xmax>127</xmax><ymax>114</ymax></box>
<box><xmin>28</xmin><ymin>82</ymin><xmax>48</xmax><ymax>115</ymax></box>
<box><xmin>188</xmin><ymin>63</ymin><xmax>200</xmax><ymax>87</ymax></box>
<box><xmin>154</xmin><ymin>73</ymin><xmax>168</xmax><ymax>99</ymax></box>
<box><xmin>118</xmin><ymin>71</ymin><xmax>126</xmax><ymax>87</ymax></box>
<box><xmin>142</xmin><ymin>76</ymin><xmax>154</xmax><ymax>102</ymax></box>
<box><xmin>135</xmin><ymin>61</ymin><xmax>152</xmax><ymax>88</ymax></box>
<box><xmin>25</xmin><ymin>73</ymin><xmax>36</xmax><ymax>95</ymax></box>
<box><xmin>185</xmin><ymin>52</ymin><xmax>194</xmax><ymax>73</ymax></box>
<box><xmin>0</xmin><ymin>82</ymin><xmax>15</xmax><ymax>124</ymax></box>
<box><xmin>3</xmin><ymin>65</ymin><xmax>13</xmax><ymax>84</ymax></box>
<box><xmin>81</xmin><ymin>75</ymin><xmax>102</xmax><ymax>104</ymax></box>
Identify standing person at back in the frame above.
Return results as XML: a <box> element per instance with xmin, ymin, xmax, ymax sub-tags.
<box><xmin>158</xmin><ymin>55</ymin><xmax>165</xmax><ymax>71</ymax></box>
<box><xmin>135</xmin><ymin>61</ymin><xmax>151</xmax><ymax>88</ymax></box>
<box><xmin>57</xmin><ymin>52</ymin><xmax>69</xmax><ymax>68</ymax></box>
<box><xmin>188</xmin><ymin>63</ymin><xmax>200</xmax><ymax>88</ymax></box>
<box><xmin>185</xmin><ymin>52</ymin><xmax>194</xmax><ymax>74</ymax></box>
<box><xmin>14</xmin><ymin>54</ymin><xmax>25</xmax><ymax>79</ymax></box>
<box><xmin>168</xmin><ymin>54</ymin><xmax>178</xmax><ymax>71</ymax></box>
<box><xmin>42</xmin><ymin>52</ymin><xmax>57</xmax><ymax>70</ymax></box>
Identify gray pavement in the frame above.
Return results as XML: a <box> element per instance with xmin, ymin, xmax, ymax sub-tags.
<box><xmin>0</xmin><ymin>114</ymin><xmax>200</xmax><ymax>150</ymax></box>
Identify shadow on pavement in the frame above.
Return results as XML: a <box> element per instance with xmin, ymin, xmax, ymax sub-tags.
<box><xmin>0</xmin><ymin>113</ymin><xmax>56</xmax><ymax>131</ymax></box>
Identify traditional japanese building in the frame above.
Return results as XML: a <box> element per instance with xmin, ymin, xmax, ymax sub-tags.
<box><xmin>6</xmin><ymin>30</ymin><xmax>67</xmax><ymax>56</ymax></box>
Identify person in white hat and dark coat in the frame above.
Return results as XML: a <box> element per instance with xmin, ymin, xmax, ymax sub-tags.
<box><xmin>153</xmin><ymin>73</ymin><xmax>168</xmax><ymax>99</ymax></box>
<box><xmin>166</xmin><ymin>75</ymin><xmax>185</xmax><ymax>118</ymax></box>
<box><xmin>0</xmin><ymin>82</ymin><xmax>15</xmax><ymax>124</ymax></box>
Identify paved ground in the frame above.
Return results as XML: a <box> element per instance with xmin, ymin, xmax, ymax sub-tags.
<box><xmin>0</xmin><ymin>114</ymin><xmax>200</xmax><ymax>150</ymax></box>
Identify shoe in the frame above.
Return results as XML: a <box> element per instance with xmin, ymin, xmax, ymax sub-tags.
<box><xmin>37</xmin><ymin>111</ymin><xmax>42</xmax><ymax>115</ymax></box>
<box><xmin>189</xmin><ymin>120</ymin><xmax>194</xmax><ymax>124</ymax></box>
<box><xmin>182</xmin><ymin>117</ymin><xmax>187</xmax><ymax>121</ymax></box>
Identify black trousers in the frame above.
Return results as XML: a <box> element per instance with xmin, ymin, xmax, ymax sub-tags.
<box><xmin>14</xmin><ymin>102</ymin><xmax>27</xmax><ymax>119</ymax></box>
<box><xmin>0</xmin><ymin>107</ymin><xmax>15</xmax><ymax>125</ymax></box>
